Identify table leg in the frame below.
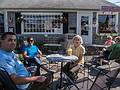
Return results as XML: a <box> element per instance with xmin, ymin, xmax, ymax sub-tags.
<box><xmin>59</xmin><ymin>62</ymin><xmax>63</xmax><ymax>89</ymax></box>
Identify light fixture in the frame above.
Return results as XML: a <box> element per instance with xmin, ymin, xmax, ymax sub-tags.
<box><xmin>16</xmin><ymin>15</ymin><xmax>25</xmax><ymax>23</ymax></box>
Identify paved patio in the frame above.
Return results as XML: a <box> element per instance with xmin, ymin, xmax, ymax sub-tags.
<box><xmin>42</xmin><ymin>55</ymin><xmax>120</xmax><ymax>90</ymax></box>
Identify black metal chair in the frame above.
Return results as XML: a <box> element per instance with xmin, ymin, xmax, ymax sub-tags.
<box><xmin>60</xmin><ymin>52</ymin><xmax>92</xmax><ymax>90</ymax></box>
<box><xmin>0</xmin><ymin>67</ymin><xmax>18</xmax><ymax>90</ymax></box>
<box><xmin>0</xmin><ymin>65</ymin><xmax>54</xmax><ymax>90</ymax></box>
<box><xmin>61</xmin><ymin>61</ymin><xmax>120</xmax><ymax>90</ymax></box>
<box><xmin>60</xmin><ymin>63</ymin><xmax>86</xmax><ymax>90</ymax></box>
<box><xmin>78</xmin><ymin>60</ymin><xmax>120</xmax><ymax>90</ymax></box>
<box><xmin>89</xmin><ymin>66</ymin><xmax>120</xmax><ymax>90</ymax></box>
<box><xmin>27</xmin><ymin>63</ymin><xmax>54</xmax><ymax>90</ymax></box>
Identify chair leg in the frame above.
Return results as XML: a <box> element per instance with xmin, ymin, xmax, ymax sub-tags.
<box><xmin>51</xmin><ymin>72</ymin><xmax>54</xmax><ymax>90</ymax></box>
<box><xmin>63</xmin><ymin>73</ymin><xmax>80</xmax><ymax>90</ymax></box>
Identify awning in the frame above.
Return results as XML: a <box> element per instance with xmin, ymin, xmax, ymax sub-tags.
<box><xmin>101</xmin><ymin>6</ymin><xmax>120</xmax><ymax>12</ymax></box>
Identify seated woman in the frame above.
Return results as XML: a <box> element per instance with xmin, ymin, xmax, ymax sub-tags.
<box><xmin>104</xmin><ymin>35</ymin><xmax>115</xmax><ymax>47</ymax></box>
<box><xmin>63</xmin><ymin>35</ymin><xmax>85</xmax><ymax>80</ymax></box>
<box><xmin>23</xmin><ymin>37</ymin><xmax>49</xmax><ymax>72</ymax></box>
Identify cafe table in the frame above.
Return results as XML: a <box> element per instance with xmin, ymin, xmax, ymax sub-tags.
<box><xmin>44</xmin><ymin>44</ymin><xmax>62</xmax><ymax>54</ymax></box>
<box><xmin>88</xmin><ymin>44</ymin><xmax>107</xmax><ymax>65</ymax></box>
<box><xmin>89</xmin><ymin>44</ymin><xmax>106</xmax><ymax>54</ymax></box>
<box><xmin>46</xmin><ymin>54</ymin><xmax>78</xmax><ymax>89</ymax></box>
<box><xmin>44</xmin><ymin>43</ymin><xmax>62</xmax><ymax>47</ymax></box>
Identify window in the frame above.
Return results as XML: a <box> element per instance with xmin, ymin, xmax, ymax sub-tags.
<box><xmin>98</xmin><ymin>14</ymin><xmax>117</xmax><ymax>33</ymax></box>
<box><xmin>21</xmin><ymin>13</ymin><xmax>63</xmax><ymax>34</ymax></box>
<box><xmin>81</xmin><ymin>16</ymin><xmax>89</xmax><ymax>35</ymax></box>
<box><xmin>0</xmin><ymin>14</ymin><xmax>4</xmax><ymax>33</ymax></box>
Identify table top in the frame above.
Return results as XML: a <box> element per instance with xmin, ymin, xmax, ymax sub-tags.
<box><xmin>89</xmin><ymin>44</ymin><xmax>106</xmax><ymax>48</ymax></box>
<box><xmin>44</xmin><ymin>44</ymin><xmax>62</xmax><ymax>47</ymax></box>
<box><xmin>97</xmin><ymin>61</ymin><xmax>120</xmax><ymax>70</ymax></box>
<box><xmin>46</xmin><ymin>54</ymin><xmax>78</xmax><ymax>62</ymax></box>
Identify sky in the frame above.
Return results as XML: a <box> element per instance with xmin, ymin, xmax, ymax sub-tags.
<box><xmin>106</xmin><ymin>0</ymin><xmax>120</xmax><ymax>6</ymax></box>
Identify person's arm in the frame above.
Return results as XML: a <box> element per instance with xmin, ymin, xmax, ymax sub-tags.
<box><xmin>104</xmin><ymin>41</ymin><xmax>108</xmax><ymax>46</ymax></box>
<box><xmin>36</xmin><ymin>47</ymin><xmax>43</xmax><ymax>58</ymax></box>
<box><xmin>11</xmin><ymin>74</ymin><xmax>46</xmax><ymax>85</ymax></box>
<box><xmin>78</xmin><ymin>54</ymin><xmax>84</xmax><ymax>64</ymax></box>
<box><xmin>106</xmin><ymin>44</ymin><xmax>114</xmax><ymax>51</ymax></box>
<box><xmin>112</xmin><ymin>41</ymin><xmax>115</xmax><ymax>44</ymax></box>
<box><xmin>23</xmin><ymin>51</ymin><xmax>32</xmax><ymax>60</ymax></box>
<box><xmin>38</xmin><ymin>50</ymin><xmax>42</xmax><ymax>57</ymax></box>
<box><xmin>74</xmin><ymin>46</ymin><xmax>85</xmax><ymax>65</ymax></box>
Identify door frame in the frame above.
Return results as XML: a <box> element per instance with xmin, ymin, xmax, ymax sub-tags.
<box><xmin>77</xmin><ymin>11</ymin><xmax>93</xmax><ymax>45</ymax></box>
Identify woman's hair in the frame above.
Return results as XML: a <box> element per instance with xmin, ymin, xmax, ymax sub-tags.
<box><xmin>107</xmin><ymin>35</ymin><xmax>112</xmax><ymax>39</ymax></box>
<box><xmin>27</xmin><ymin>37</ymin><xmax>34</xmax><ymax>42</ymax></box>
<box><xmin>72</xmin><ymin>35</ymin><xmax>83</xmax><ymax>44</ymax></box>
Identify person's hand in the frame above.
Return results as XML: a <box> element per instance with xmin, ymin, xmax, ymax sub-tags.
<box><xmin>36</xmin><ymin>54</ymin><xmax>41</xmax><ymax>58</ymax></box>
<box><xmin>35</xmin><ymin>76</ymin><xmax>46</xmax><ymax>82</ymax></box>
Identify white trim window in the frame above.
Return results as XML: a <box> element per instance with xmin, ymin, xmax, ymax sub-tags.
<box><xmin>97</xmin><ymin>12</ymin><xmax>118</xmax><ymax>34</ymax></box>
<box><xmin>21</xmin><ymin>13</ymin><xmax>63</xmax><ymax>34</ymax></box>
<box><xmin>0</xmin><ymin>14</ymin><xmax>4</xmax><ymax>33</ymax></box>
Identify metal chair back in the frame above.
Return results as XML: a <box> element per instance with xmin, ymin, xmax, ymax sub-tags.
<box><xmin>89</xmin><ymin>67</ymin><xmax>120</xmax><ymax>90</ymax></box>
<box><xmin>0</xmin><ymin>67</ymin><xmax>18</xmax><ymax>90</ymax></box>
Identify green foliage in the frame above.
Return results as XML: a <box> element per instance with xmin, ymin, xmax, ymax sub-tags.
<box><xmin>34</xmin><ymin>41</ymin><xmax>45</xmax><ymax>47</ymax></box>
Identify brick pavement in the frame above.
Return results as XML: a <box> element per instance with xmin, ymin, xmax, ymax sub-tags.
<box><xmin>42</xmin><ymin>55</ymin><xmax>120</xmax><ymax>90</ymax></box>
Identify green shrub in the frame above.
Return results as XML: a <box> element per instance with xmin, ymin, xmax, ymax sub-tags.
<box><xmin>34</xmin><ymin>41</ymin><xmax>45</xmax><ymax>47</ymax></box>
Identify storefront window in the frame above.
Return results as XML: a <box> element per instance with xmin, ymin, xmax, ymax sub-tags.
<box><xmin>22</xmin><ymin>13</ymin><xmax>63</xmax><ymax>34</ymax></box>
<box><xmin>81</xmin><ymin>16</ymin><xmax>89</xmax><ymax>35</ymax></box>
<box><xmin>0</xmin><ymin>14</ymin><xmax>4</xmax><ymax>33</ymax></box>
<box><xmin>98</xmin><ymin>14</ymin><xmax>117</xmax><ymax>33</ymax></box>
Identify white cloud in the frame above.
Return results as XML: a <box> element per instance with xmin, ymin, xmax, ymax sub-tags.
<box><xmin>106</xmin><ymin>0</ymin><xmax>120</xmax><ymax>6</ymax></box>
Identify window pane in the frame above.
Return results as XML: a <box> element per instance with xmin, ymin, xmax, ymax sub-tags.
<box><xmin>81</xmin><ymin>16</ymin><xmax>89</xmax><ymax>35</ymax></box>
<box><xmin>22</xmin><ymin>13</ymin><xmax>63</xmax><ymax>34</ymax></box>
<box><xmin>98</xmin><ymin>15</ymin><xmax>116</xmax><ymax>33</ymax></box>
<box><xmin>0</xmin><ymin>14</ymin><xmax>4</xmax><ymax>33</ymax></box>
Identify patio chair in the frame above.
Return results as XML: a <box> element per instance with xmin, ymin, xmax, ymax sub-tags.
<box><xmin>28</xmin><ymin>64</ymin><xmax>54</xmax><ymax>90</ymax></box>
<box><xmin>60</xmin><ymin>63</ymin><xmax>96</xmax><ymax>90</ymax></box>
<box><xmin>61</xmin><ymin>72</ymin><xmax>80</xmax><ymax>90</ymax></box>
<box><xmin>81</xmin><ymin>59</ymin><xmax>120</xmax><ymax>89</ymax></box>
<box><xmin>0</xmin><ymin>67</ymin><xmax>18</xmax><ymax>90</ymax></box>
<box><xmin>60</xmin><ymin>52</ymin><xmax>94</xmax><ymax>90</ymax></box>
<box><xmin>89</xmin><ymin>66</ymin><xmax>120</xmax><ymax>90</ymax></box>
<box><xmin>61</xmin><ymin>62</ymin><xmax>120</xmax><ymax>90</ymax></box>
<box><xmin>0</xmin><ymin>66</ymin><xmax>54</xmax><ymax>90</ymax></box>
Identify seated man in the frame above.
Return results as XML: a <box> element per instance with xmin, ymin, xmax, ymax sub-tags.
<box><xmin>106</xmin><ymin>36</ymin><xmax>120</xmax><ymax>61</ymax></box>
<box><xmin>63</xmin><ymin>35</ymin><xmax>85</xmax><ymax>80</ymax></box>
<box><xmin>0</xmin><ymin>32</ymin><xmax>52</xmax><ymax>90</ymax></box>
<box><xmin>23</xmin><ymin>37</ymin><xmax>49</xmax><ymax>72</ymax></box>
<box><xmin>97</xmin><ymin>36</ymin><xmax>120</xmax><ymax>65</ymax></box>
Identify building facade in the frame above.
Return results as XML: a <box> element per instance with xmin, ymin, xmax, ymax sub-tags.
<box><xmin>0</xmin><ymin>0</ymin><xmax>120</xmax><ymax>45</ymax></box>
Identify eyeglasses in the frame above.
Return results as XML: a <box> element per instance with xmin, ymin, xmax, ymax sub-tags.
<box><xmin>29</xmin><ymin>40</ymin><xmax>34</xmax><ymax>42</ymax></box>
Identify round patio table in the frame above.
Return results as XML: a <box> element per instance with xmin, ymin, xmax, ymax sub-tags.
<box><xmin>46</xmin><ymin>54</ymin><xmax>78</xmax><ymax>89</ymax></box>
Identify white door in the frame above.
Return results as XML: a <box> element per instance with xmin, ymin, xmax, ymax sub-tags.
<box><xmin>77</xmin><ymin>13</ymin><xmax>92</xmax><ymax>45</ymax></box>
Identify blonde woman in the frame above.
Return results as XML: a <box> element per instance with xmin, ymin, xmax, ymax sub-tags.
<box><xmin>71</xmin><ymin>35</ymin><xmax>85</xmax><ymax>64</ymax></box>
<box><xmin>63</xmin><ymin>35</ymin><xmax>85</xmax><ymax>80</ymax></box>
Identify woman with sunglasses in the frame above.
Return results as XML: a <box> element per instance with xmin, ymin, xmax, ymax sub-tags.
<box><xmin>23</xmin><ymin>37</ymin><xmax>49</xmax><ymax>72</ymax></box>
